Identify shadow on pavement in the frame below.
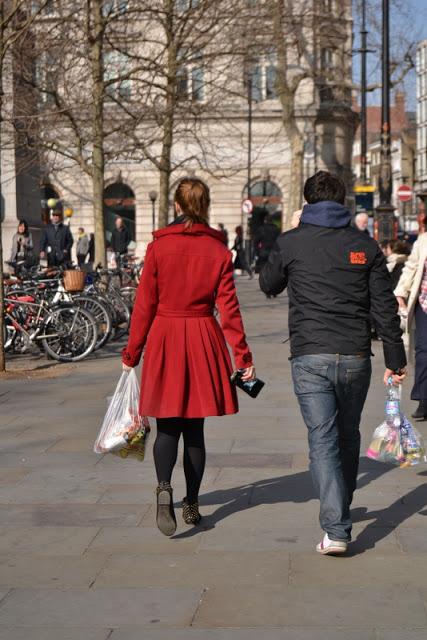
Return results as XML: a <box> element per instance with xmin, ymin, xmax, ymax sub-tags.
<box><xmin>172</xmin><ymin>457</ymin><xmax>427</xmax><ymax>554</ymax></box>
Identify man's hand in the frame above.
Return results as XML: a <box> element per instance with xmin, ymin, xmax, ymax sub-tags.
<box><xmin>123</xmin><ymin>363</ymin><xmax>133</xmax><ymax>372</ymax></box>
<box><xmin>384</xmin><ymin>368</ymin><xmax>407</xmax><ymax>386</ymax></box>
<box><xmin>241</xmin><ymin>366</ymin><xmax>256</xmax><ymax>382</ymax></box>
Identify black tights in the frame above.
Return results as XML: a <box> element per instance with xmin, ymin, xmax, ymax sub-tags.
<box><xmin>154</xmin><ymin>418</ymin><xmax>205</xmax><ymax>503</ymax></box>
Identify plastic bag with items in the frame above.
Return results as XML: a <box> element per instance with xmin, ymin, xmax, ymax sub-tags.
<box><xmin>367</xmin><ymin>381</ymin><xmax>426</xmax><ymax>467</ymax></box>
<box><xmin>94</xmin><ymin>369</ymin><xmax>150</xmax><ymax>461</ymax></box>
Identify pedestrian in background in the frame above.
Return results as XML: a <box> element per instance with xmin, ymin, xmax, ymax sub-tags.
<box><xmin>111</xmin><ymin>217</ymin><xmax>130</xmax><ymax>264</ymax></box>
<box><xmin>232</xmin><ymin>225</ymin><xmax>253</xmax><ymax>278</ymax></box>
<box><xmin>353</xmin><ymin>212</ymin><xmax>370</xmax><ymax>235</ymax></box>
<box><xmin>253</xmin><ymin>214</ymin><xmax>280</xmax><ymax>272</ymax></box>
<box><xmin>385</xmin><ymin>239</ymin><xmax>410</xmax><ymax>291</ymax></box>
<box><xmin>217</xmin><ymin>223</ymin><xmax>229</xmax><ymax>247</ymax></box>
<box><xmin>40</xmin><ymin>209</ymin><xmax>73</xmax><ymax>268</ymax></box>
<box><xmin>260</xmin><ymin>171</ymin><xmax>406</xmax><ymax>555</ymax></box>
<box><xmin>395</xmin><ymin>227</ymin><xmax>427</xmax><ymax>421</ymax></box>
<box><xmin>76</xmin><ymin>227</ymin><xmax>89</xmax><ymax>266</ymax></box>
<box><xmin>10</xmin><ymin>220</ymin><xmax>34</xmax><ymax>271</ymax></box>
<box><xmin>122</xmin><ymin>178</ymin><xmax>255</xmax><ymax>537</ymax></box>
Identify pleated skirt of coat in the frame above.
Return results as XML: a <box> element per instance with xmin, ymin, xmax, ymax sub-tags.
<box><xmin>139</xmin><ymin>316</ymin><xmax>238</xmax><ymax>418</ymax></box>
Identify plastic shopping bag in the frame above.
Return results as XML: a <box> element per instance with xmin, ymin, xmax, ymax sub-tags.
<box><xmin>366</xmin><ymin>421</ymin><xmax>405</xmax><ymax>465</ymax></box>
<box><xmin>94</xmin><ymin>369</ymin><xmax>150</xmax><ymax>461</ymax></box>
<box><xmin>367</xmin><ymin>380</ymin><xmax>426</xmax><ymax>467</ymax></box>
<box><xmin>399</xmin><ymin>414</ymin><xmax>426</xmax><ymax>467</ymax></box>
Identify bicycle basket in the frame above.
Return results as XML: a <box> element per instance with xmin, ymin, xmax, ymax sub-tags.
<box><xmin>63</xmin><ymin>270</ymin><xmax>86</xmax><ymax>292</ymax></box>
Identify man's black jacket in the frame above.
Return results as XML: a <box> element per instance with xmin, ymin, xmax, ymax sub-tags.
<box><xmin>259</xmin><ymin>207</ymin><xmax>406</xmax><ymax>371</ymax></box>
<box><xmin>40</xmin><ymin>223</ymin><xmax>73</xmax><ymax>265</ymax></box>
<box><xmin>111</xmin><ymin>226</ymin><xmax>130</xmax><ymax>254</ymax></box>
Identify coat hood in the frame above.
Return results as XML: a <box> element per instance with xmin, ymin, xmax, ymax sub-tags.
<box><xmin>300</xmin><ymin>201</ymin><xmax>352</xmax><ymax>229</ymax></box>
<box><xmin>153</xmin><ymin>223</ymin><xmax>225</xmax><ymax>243</ymax></box>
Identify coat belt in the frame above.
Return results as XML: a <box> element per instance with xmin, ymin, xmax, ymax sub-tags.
<box><xmin>156</xmin><ymin>309</ymin><xmax>214</xmax><ymax>318</ymax></box>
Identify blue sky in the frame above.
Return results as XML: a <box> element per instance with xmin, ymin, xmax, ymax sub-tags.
<box><xmin>353</xmin><ymin>0</ymin><xmax>427</xmax><ymax>110</ymax></box>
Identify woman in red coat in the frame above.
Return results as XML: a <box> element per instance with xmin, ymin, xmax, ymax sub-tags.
<box><xmin>122</xmin><ymin>178</ymin><xmax>255</xmax><ymax>536</ymax></box>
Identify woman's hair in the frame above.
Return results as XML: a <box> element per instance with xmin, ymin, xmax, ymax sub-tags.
<box><xmin>388</xmin><ymin>239</ymin><xmax>411</xmax><ymax>256</ymax></box>
<box><xmin>17</xmin><ymin>219</ymin><xmax>29</xmax><ymax>236</ymax></box>
<box><xmin>174</xmin><ymin>178</ymin><xmax>210</xmax><ymax>227</ymax></box>
<box><xmin>235</xmin><ymin>225</ymin><xmax>243</xmax><ymax>235</ymax></box>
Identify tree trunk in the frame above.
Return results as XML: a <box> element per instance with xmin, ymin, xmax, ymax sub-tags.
<box><xmin>0</xmin><ymin>4</ymin><xmax>6</xmax><ymax>372</ymax></box>
<box><xmin>271</xmin><ymin>0</ymin><xmax>306</xmax><ymax>231</ymax></box>
<box><xmin>157</xmin><ymin>0</ymin><xmax>175</xmax><ymax>229</ymax></box>
<box><xmin>158</xmin><ymin>164</ymin><xmax>171</xmax><ymax>229</ymax></box>
<box><xmin>89</xmin><ymin>0</ymin><xmax>106</xmax><ymax>266</ymax></box>
<box><xmin>285</xmin><ymin>128</ymin><xmax>304</xmax><ymax>230</ymax></box>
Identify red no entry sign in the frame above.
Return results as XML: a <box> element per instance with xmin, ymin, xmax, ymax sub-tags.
<box><xmin>397</xmin><ymin>185</ymin><xmax>413</xmax><ymax>202</ymax></box>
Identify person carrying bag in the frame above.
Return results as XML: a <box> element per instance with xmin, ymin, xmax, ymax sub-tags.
<box><xmin>121</xmin><ymin>178</ymin><xmax>255</xmax><ymax>536</ymax></box>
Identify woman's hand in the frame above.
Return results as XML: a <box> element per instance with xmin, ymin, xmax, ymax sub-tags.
<box><xmin>396</xmin><ymin>296</ymin><xmax>408</xmax><ymax>313</ymax></box>
<box><xmin>241</xmin><ymin>366</ymin><xmax>256</xmax><ymax>382</ymax></box>
<box><xmin>122</xmin><ymin>363</ymin><xmax>133</xmax><ymax>372</ymax></box>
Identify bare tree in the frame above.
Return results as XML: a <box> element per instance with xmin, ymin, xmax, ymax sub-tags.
<box><xmin>0</xmin><ymin>0</ymin><xmax>50</xmax><ymax>372</ymax></box>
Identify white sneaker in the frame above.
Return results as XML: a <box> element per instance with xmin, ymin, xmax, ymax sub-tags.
<box><xmin>316</xmin><ymin>533</ymin><xmax>348</xmax><ymax>555</ymax></box>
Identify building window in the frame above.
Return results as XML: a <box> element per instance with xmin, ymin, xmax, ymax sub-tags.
<box><xmin>35</xmin><ymin>51</ymin><xmax>58</xmax><ymax>104</ymax></box>
<box><xmin>246</xmin><ymin>53</ymin><xmax>277</xmax><ymax>102</ymax></box>
<box><xmin>102</xmin><ymin>0</ymin><xmax>128</xmax><ymax>16</ymax></box>
<box><xmin>177</xmin><ymin>50</ymin><xmax>204</xmax><ymax>102</ymax></box>
<box><xmin>176</xmin><ymin>0</ymin><xmax>200</xmax><ymax>12</ymax></box>
<box><xmin>104</xmin><ymin>52</ymin><xmax>131</xmax><ymax>100</ymax></box>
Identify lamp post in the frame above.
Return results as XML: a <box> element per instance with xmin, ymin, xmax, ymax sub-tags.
<box><xmin>360</xmin><ymin>0</ymin><xmax>368</xmax><ymax>184</ymax></box>
<box><xmin>149</xmin><ymin>190</ymin><xmax>158</xmax><ymax>232</ymax></box>
<box><xmin>375</xmin><ymin>0</ymin><xmax>396</xmax><ymax>242</ymax></box>
<box><xmin>64</xmin><ymin>207</ymin><xmax>74</xmax><ymax>227</ymax></box>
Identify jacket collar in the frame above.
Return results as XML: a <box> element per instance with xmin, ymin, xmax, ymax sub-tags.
<box><xmin>300</xmin><ymin>201</ymin><xmax>351</xmax><ymax>229</ymax></box>
<box><xmin>153</xmin><ymin>223</ymin><xmax>225</xmax><ymax>243</ymax></box>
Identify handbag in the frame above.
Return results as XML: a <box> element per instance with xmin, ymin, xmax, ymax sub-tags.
<box><xmin>231</xmin><ymin>369</ymin><xmax>265</xmax><ymax>398</ymax></box>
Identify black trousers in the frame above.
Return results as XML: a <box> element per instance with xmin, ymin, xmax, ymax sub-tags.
<box><xmin>411</xmin><ymin>304</ymin><xmax>427</xmax><ymax>401</ymax></box>
<box><xmin>153</xmin><ymin>418</ymin><xmax>206</xmax><ymax>503</ymax></box>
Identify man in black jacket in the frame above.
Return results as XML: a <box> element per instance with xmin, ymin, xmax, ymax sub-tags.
<box><xmin>40</xmin><ymin>210</ymin><xmax>73</xmax><ymax>267</ymax></box>
<box><xmin>111</xmin><ymin>217</ymin><xmax>130</xmax><ymax>261</ymax></box>
<box><xmin>260</xmin><ymin>171</ymin><xmax>407</xmax><ymax>555</ymax></box>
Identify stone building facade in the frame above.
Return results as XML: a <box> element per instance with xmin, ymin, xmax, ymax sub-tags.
<box><xmin>2</xmin><ymin>0</ymin><xmax>357</xmax><ymax>264</ymax></box>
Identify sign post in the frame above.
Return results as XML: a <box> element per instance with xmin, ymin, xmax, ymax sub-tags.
<box><xmin>397</xmin><ymin>185</ymin><xmax>413</xmax><ymax>202</ymax></box>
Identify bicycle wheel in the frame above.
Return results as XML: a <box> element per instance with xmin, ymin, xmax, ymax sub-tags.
<box><xmin>108</xmin><ymin>291</ymin><xmax>131</xmax><ymax>340</ymax></box>
<box><xmin>120</xmin><ymin>286</ymin><xmax>137</xmax><ymax>311</ymax></box>
<box><xmin>73</xmin><ymin>295</ymin><xmax>112</xmax><ymax>350</ymax></box>
<box><xmin>41</xmin><ymin>305</ymin><xmax>98</xmax><ymax>362</ymax></box>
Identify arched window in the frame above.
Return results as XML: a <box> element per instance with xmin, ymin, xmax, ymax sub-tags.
<box><xmin>40</xmin><ymin>184</ymin><xmax>60</xmax><ymax>223</ymax></box>
<box><xmin>103</xmin><ymin>182</ymin><xmax>136</xmax><ymax>245</ymax></box>
<box><xmin>245</xmin><ymin>179</ymin><xmax>283</xmax><ymax>231</ymax></box>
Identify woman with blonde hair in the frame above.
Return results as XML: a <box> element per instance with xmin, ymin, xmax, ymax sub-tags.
<box><xmin>122</xmin><ymin>178</ymin><xmax>255</xmax><ymax>536</ymax></box>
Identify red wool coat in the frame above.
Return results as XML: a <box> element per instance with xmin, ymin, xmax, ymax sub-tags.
<box><xmin>122</xmin><ymin>223</ymin><xmax>253</xmax><ymax>418</ymax></box>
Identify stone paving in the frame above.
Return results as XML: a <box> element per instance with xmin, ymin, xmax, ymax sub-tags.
<box><xmin>0</xmin><ymin>278</ymin><xmax>427</xmax><ymax>639</ymax></box>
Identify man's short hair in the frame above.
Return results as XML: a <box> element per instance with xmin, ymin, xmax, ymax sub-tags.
<box><xmin>303</xmin><ymin>171</ymin><xmax>346</xmax><ymax>205</ymax></box>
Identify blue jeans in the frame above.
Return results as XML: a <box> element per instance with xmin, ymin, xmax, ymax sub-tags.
<box><xmin>291</xmin><ymin>354</ymin><xmax>371</xmax><ymax>541</ymax></box>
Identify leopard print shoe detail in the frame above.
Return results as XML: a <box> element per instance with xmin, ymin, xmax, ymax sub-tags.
<box><xmin>182</xmin><ymin>497</ymin><xmax>201</xmax><ymax>525</ymax></box>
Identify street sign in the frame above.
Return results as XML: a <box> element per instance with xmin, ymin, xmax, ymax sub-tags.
<box><xmin>242</xmin><ymin>199</ymin><xmax>253</xmax><ymax>215</ymax></box>
<box><xmin>354</xmin><ymin>185</ymin><xmax>374</xmax><ymax>215</ymax></box>
<box><xmin>397</xmin><ymin>185</ymin><xmax>413</xmax><ymax>202</ymax></box>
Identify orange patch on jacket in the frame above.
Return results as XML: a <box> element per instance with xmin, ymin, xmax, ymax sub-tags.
<box><xmin>350</xmin><ymin>251</ymin><xmax>367</xmax><ymax>265</ymax></box>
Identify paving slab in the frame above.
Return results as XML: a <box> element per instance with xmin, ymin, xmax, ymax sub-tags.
<box><xmin>94</xmin><ymin>551</ymin><xmax>289</xmax><ymax>588</ymax></box>
<box><xmin>289</xmin><ymin>552</ymin><xmax>427</xmax><ymax>586</ymax></box>
<box><xmin>0</xmin><ymin>587</ymin><xmax>201</xmax><ymax>628</ymax></box>
<box><xmin>110</xmin><ymin>630</ymin><xmax>375</xmax><ymax>640</ymax></box>
<box><xmin>0</xmin><ymin>505</ymin><xmax>147</xmax><ymax>527</ymax></box>
<box><xmin>193</xmin><ymin>586</ymin><xmax>427</xmax><ymax>629</ymax></box>
<box><xmin>87</xmin><ymin>526</ymin><xmax>202</xmax><ymax>555</ymax></box>
<box><xmin>0</xmin><ymin>526</ymin><xmax>99</xmax><ymax>556</ymax></box>
<box><xmin>0</xmin><ymin>629</ymin><xmax>110</xmax><ymax>640</ymax></box>
<box><xmin>0</xmin><ymin>554</ymin><xmax>108</xmax><ymax>588</ymax></box>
